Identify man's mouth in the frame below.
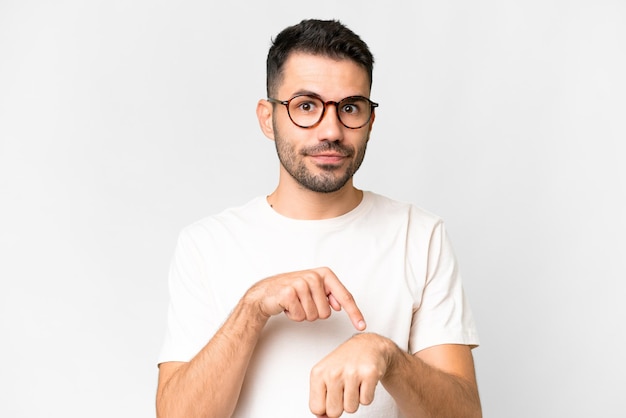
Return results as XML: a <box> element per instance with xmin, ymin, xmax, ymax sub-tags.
<box><xmin>308</xmin><ymin>153</ymin><xmax>347</xmax><ymax>164</ymax></box>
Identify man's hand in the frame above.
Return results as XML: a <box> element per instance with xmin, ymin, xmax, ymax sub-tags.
<box><xmin>244</xmin><ymin>266</ymin><xmax>366</xmax><ymax>331</ymax></box>
<box><xmin>309</xmin><ymin>333</ymin><xmax>393</xmax><ymax>418</ymax></box>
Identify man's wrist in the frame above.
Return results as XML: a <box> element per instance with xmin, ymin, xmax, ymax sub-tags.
<box><xmin>351</xmin><ymin>332</ymin><xmax>400</xmax><ymax>372</ymax></box>
<box><xmin>374</xmin><ymin>335</ymin><xmax>406</xmax><ymax>381</ymax></box>
<box><xmin>240</xmin><ymin>289</ymin><xmax>272</xmax><ymax>325</ymax></box>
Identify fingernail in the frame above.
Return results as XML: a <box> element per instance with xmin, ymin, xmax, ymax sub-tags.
<box><xmin>358</xmin><ymin>320</ymin><xmax>366</xmax><ymax>330</ymax></box>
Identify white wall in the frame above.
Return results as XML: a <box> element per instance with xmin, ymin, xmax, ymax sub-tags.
<box><xmin>1</xmin><ymin>1</ymin><xmax>624</xmax><ymax>417</ymax></box>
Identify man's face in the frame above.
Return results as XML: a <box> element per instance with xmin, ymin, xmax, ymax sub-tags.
<box><xmin>270</xmin><ymin>53</ymin><xmax>374</xmax><ymax>193</ymax></box>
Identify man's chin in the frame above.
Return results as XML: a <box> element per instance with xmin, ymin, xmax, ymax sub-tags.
<box><xmin>298</xmin><ymin>174</ymin><xmax>353</xmax><ymax>194</ymax></box>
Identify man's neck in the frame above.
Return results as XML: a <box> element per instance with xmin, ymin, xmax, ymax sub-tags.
<box><xmin>267</xmin><ymin>181</ymin><xmax>363</xmax><ymax>220</ymax></box>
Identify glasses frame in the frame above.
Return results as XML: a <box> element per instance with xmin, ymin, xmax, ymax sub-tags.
<box><xmin>267</xmin><ymin>95</ymin><xmax>379</xmax><ymax>129</ymax></box>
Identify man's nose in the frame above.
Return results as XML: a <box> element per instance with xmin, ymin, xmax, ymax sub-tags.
<box><xmin>316</xmin><ymin>103</ymin><xmax>344</xmax><ymax>141</ymax></box>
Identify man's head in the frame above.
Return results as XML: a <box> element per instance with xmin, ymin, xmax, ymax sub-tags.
<box><xmin>258</xmin><ymin>20</ymin><xmax>376</xmax><ymax>195</ymax></box>
<box><xmin>266</xmin><ymin>19</ymin><xmax>374</xmax><ymax>98</ymax></box>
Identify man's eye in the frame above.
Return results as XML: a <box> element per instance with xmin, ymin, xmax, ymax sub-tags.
<box><xmin>292</xmin><ymin>101</ymin><xmax>319</xmax><ymax>114</ymax></box>
<box><xmin>342</xmin><ymin>104</ymin><xmax>359</xmax><ymax>114</ymax></box>
<box><xmin>299</xmin><ymin>102</ymin><xmax>315</xmax><ymax>112</ymax></box>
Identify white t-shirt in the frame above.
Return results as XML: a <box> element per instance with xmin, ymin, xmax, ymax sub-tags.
<box><xmin>158</xmin><ymin>192</ymin><xmax>479</xmax><ymax>417</ymax></box>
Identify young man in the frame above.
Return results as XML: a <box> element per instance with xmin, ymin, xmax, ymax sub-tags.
<box><xmin>156</xmin><ymin>19</ymin><xmax>481</xmax><ymax>418</ymax></box>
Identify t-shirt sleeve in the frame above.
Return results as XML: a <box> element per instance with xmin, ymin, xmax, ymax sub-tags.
<box><xmin>408</xmin><ymin>220</ymin><xmax>479</xmax><ymax>354</ymax></box>
<box><xmin>157</xmin><ymin>225</ymin><xmax>220</xmax><ymax>364</ymax></box>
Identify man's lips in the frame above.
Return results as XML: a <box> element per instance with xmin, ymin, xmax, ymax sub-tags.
<box><xmin>302</xmin><ymin>143</ymin><xmax>353</xmax><ymax>165</ymax></box>
<box><xmin>307</xmin><ymin>153</ymin><xmax>347</xmax><ymax>164</ymax></box>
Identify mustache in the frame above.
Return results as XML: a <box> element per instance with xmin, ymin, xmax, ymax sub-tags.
<box><xmin>300</xmin><ymin>141</ymin><xmax>353</xmax><ymax>157</ymax></box>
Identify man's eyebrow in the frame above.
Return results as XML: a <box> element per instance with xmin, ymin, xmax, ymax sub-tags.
<box><xmin>289</xmin><ymin>90</ymin><xmax>322</xmax><ymax>99</ymax></box>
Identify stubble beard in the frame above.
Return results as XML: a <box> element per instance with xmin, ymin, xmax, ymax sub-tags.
<box><xmin>273</xmin><ymin>123</ymin><xmax>368</xmax><ymax>193</ymax></box>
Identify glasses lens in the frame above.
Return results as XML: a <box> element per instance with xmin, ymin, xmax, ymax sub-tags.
<box><xmin>337</xmin><ymin>97</ymin><xmax>372</xmax><ymax>129</ymax></box>
<box><xmin>285</xmin><ymin>95</ymin><xmax>374</xmax><ymax>129</ymax></box>
<box><xmin>288</xmin><ymin>96</ymin><xmax>324</xmax><ymax>128</ymax></box>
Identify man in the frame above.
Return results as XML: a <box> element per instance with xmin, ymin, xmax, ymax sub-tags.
<box><xmin>156</xmin><ymin>19</ymin><xmax>481</xmax><ymax>418</ymax></box>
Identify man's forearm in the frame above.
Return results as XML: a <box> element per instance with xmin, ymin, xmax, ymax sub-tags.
<box><xmin>156</xmin><ymin>300</ymin><xmax>268</xmax><ymax>418</ymax></box>
<box><xmin>382</xmin><ymin>344</ymin><xmax>482</xmax><ymax>418</ymax></box>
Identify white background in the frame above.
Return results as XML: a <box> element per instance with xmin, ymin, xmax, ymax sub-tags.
<box><xmin>1</xmin><ymin>1</ymin><xmax>625</xmax><ymax>417</ymax></box>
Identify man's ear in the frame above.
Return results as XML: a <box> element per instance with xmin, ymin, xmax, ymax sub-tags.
<box><xmin>256</xmin><ymin>99</ymin><xmax>275</xmax><ymax>140</ymax></box>
<box><xmin>368</xmin><ymin>109</ymin><xmax>376</xmax><ymax>133</ymax></box>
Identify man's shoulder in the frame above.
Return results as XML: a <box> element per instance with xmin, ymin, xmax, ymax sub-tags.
<box><xmin>365</xmin><ymin>191</ymin><xmax>443</xmax><ymax>225</ymax></box>
<box><xmin>180</xmin><ymin>196</ymin><xmax>266</xmax><ymax>236</ymax></box>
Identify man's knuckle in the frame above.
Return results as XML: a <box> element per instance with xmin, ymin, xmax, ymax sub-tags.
<box><xmin>361</xmin><ymin>394</ymin><xmax>374</xmax><ymax>405</ymax></box>
<box><xmin>345</xmin><ymin>403</ymin><xmax>359</xmax><ymax>413</ymax></box>
<box><xmin>328</xmin><ymin>368</ymin><xmax>342</xmax><ymax>381</ymax></box>
<box><xmin>281</xmin><ymin>286</ymin><xmax>297</xmax><ymax>299</ymax></box>
<box><xmin>310</xmin><ymin>365</ymin><xmax>323</xmax><ymax>379</ymax></box>
<box><xmin>318</xmin><ymin>310</ymin><xmax>331</xmax><ymax>319</ymax></box>
<box><xmin>287</xmin><ymin>311</ymin><xmax>305</xmax><ymax>322</ymax></box>
<box><xmin>310</xmin><ymin>406</ymin><xmax>325</xmax><ymax>416</ymax></box>
<box><xmin>307</xmin><ymin>311</ymin><xmax>319</xmax><ymax>322</ymax></box>
<box><xmin>292</xmin><ymin>279</ymin><xmax>308</xmax><ymax>292</ymax></box>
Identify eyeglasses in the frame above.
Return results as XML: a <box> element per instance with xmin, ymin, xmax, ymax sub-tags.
<box><xmin>268</xmin><ymin>95</ymin><xmax>379</xmax><ymax>129</ymax></box>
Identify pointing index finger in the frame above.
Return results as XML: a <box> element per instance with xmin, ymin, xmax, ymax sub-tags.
<box><xmin>324</xmin><ymin>278</ymin><xmax>366</xmax><ymax>331</ymax></box>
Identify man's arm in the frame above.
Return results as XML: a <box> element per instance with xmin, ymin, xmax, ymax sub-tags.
<box><xmin>309</xmin><ymin>334</ymin><xmax>481</xmax><ymax>418</ymax></box>
<box><xmin>156</xmin><ymin>300</ymin><xmax>268</xmax><ymax>418</ymax></box>
<box><xmin>156</xmin><ymin>267</ymin><xmax>366</xmax><ymax>418</ymax></box>
<box><xmin>384</xmin><ymin>342</ymin><xmax>481</xmax><ymax>418</ymax></box>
